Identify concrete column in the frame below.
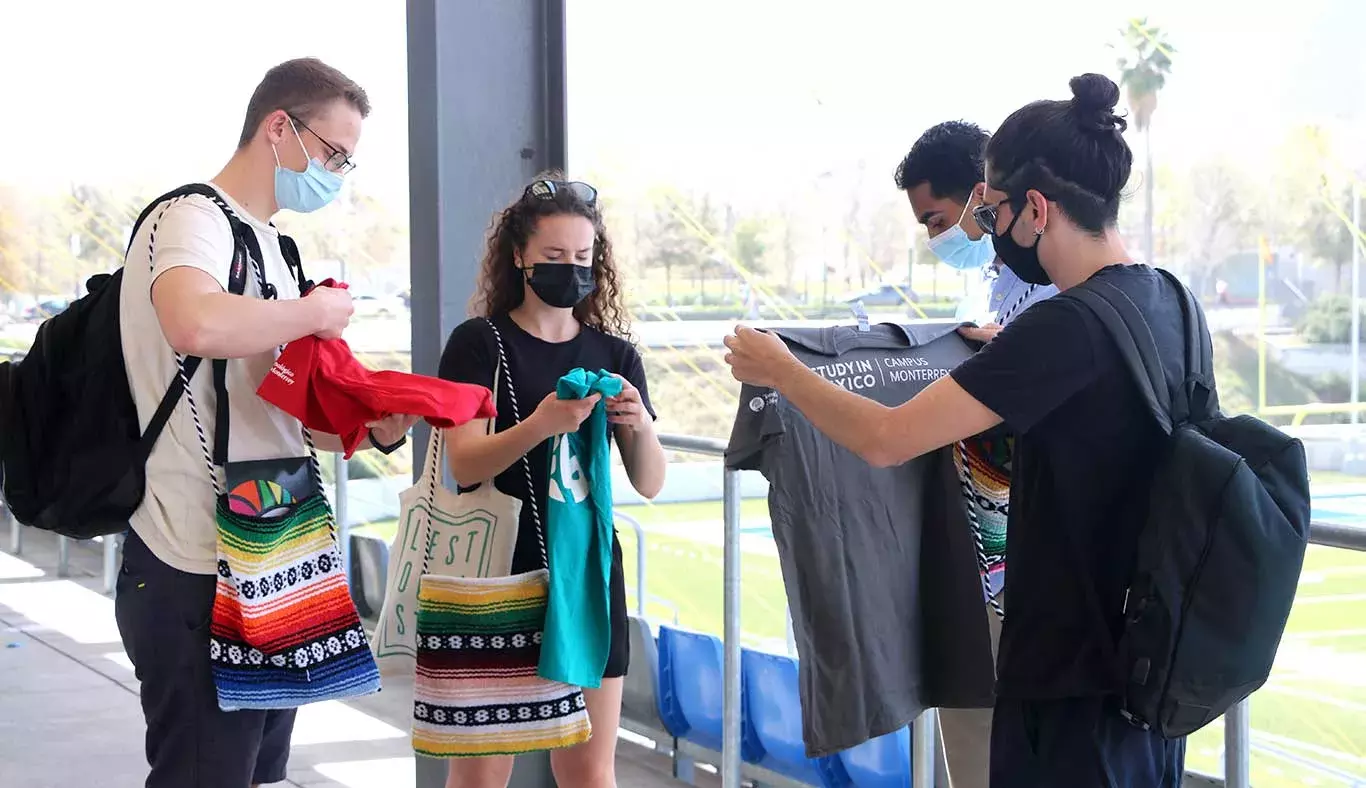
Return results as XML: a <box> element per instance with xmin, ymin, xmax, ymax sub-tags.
<box><xmin>406</xmin><ymin>1</ymin><xmax>567</xmax><ymax>785</ymax></box>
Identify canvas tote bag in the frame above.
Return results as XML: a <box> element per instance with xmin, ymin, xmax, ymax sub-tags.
<box><xmin>372</xmin><ymin>363</ymin><xmax>520</xmax><ymax>676</ymax></box>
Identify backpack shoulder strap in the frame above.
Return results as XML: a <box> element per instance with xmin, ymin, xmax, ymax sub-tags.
<box><xmin>127</xmin><ymin>183</ymin><xmax>251</xmax><ymax>297</ymax></box>
<box><xmin>1067</xmin><ymin>278</ymin><xmax>1176</xmax><ymax>434</ymax></box>
<box><xmin>277</xmin><ymin>234</ymin><xmax>311</xmax><ymax>295</ymax></box>
<box><xmin>1156</xmin><ymin>269</ymin><xmax>1218</xmax><ymax>419</ymax></box>
<box><xmin>233</xmin><ymin>229</ymin><xmax>312</xmax><ymax>298</ymax></box>
<box><xmin>134</xmin><ymin>185</ymin><xmax>254</xmax><ymax>461</ymax></box>
<box><xmin>203</xmin><ymin>216</ymin><xmax>310</xmax><ymax>469</ymax></box>
<box><xmin>1063</xmin><ymin>269</ymin><xmax>1220</xmax><ymax>697</ymax></box>
<box><xmin>127</xmin><ymin>184</ymin><xmax>222</xmax><ymax>253</ymax></box>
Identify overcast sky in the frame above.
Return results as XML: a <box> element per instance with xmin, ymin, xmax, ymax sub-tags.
<box><xmin>1</xmin><ymin>0</ymin><xmax>1362</xmax><ymax>210</ymax></box>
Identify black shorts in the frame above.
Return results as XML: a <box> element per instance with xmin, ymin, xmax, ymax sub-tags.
<box><xmin>114</xmin><ymin>529</ymin><xmax>297</xmax><ymax>788</ymax></box>
<box><xmin>989</xmin><ymin>696</ymin><xmax>1186</xmax><ymax>788</ymax></box>
<box><xmin>603</xmin><ymin>534</ymin><xmax>631</xmax><ymax>679</ymax></box>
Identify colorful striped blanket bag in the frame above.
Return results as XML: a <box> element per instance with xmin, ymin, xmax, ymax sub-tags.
<box><xmin>409</xmin><ymin>317</ymin><xmax>592</xmax><ymax>758</ymax></box>
<box><xmin>211</xmin><ymin>488</ymin><xmax>381</xmax><ymax>711</ymax></box>
<box><xmin>955</xmin><ymin>432</ymin><xmax>1011</xmax><ymax>617</ymax></box>
<box><xmin>412</xmin><ymin>571</ymin><xmax>591</xmax><ymax>757</ymax></box>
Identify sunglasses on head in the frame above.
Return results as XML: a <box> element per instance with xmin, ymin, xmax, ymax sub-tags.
<box><xmin>524</xmin><ymin>179</ymin><xmax>598</xmax><ymax>206</ymax></box>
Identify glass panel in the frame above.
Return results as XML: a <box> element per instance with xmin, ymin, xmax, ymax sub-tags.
<box><xmin>1245</xmin><ymin>542</ymin><xmax>1366</xmax><ymax>786</ymax></box>
<box><xmin>571</xmin><ymin>3</ymin><xmax>1366</xmax><ymax>784</ymax></box>
<box><xmin>0</xmin><ymin>5</ymin><xmax>414</xmax><ymax>509</ymax></box>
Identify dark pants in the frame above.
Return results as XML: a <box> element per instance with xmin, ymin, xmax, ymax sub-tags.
<box><xmin>114</xmin><ymin>529</ymin><xmax>296</xmax><ymax>788</ymax></box>
<box><xmin>990</xmin><ymin>697</ymin><xmax>1186</xmax><ymax>788</ymax></box>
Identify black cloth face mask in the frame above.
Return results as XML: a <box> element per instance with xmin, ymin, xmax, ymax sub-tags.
<box><xmin>990</xmin><ymin>205</ymin><xmax>1051</xmax><ymax>286</ymax></box>
<box><xmin>523</xmin><ymin>262</ymin><xmax>596</xmax><ymax>308</ymax></box>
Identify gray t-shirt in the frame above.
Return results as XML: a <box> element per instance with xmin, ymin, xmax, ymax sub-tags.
<box><xmin>726</xmin><ymin>322</ymin><xmax>996</xmax><ymax>757</ymax></box>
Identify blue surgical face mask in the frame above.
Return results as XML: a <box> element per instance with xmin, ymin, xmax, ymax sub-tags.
<box><xmin>926</xmin><ymin>199</ymin><xmax>996</xmax><ymax>271</ymax></box>
<box><xmin>273</xmin><ymin>119</ymin><xmax>344</xmax><ymax>214</ymax></box>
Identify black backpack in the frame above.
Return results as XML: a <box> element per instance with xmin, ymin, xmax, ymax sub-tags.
<box><xmin>0</xmin><ymin>183</ymin><xmax>306</xmax><ymax>539</ymax></box>
<box><xmin>1070</xmin><ymin>269</ymin><xmax>1311</xmax><ymax>738</ymax></box>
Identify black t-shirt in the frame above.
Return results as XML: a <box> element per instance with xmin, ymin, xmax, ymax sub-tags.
<box><xmin>950</xmin><ymin>265</ymin><xmax>1185</xmax><ymax>699</ymax></box>
<box><xmin>437</xmin><ymin>313</ymin><xmax>656</xmax><ymax>574</ymax></box>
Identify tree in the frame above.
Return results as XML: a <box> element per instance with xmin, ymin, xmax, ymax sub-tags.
<box><xmin>1114</xmin><ymin>17</ymin><xmax>1176</xmax><ymax>266</ymax></box>
<box><xmin>0</xmin><ymin>186</ymin><xmax>33</xmax><ymax>299</ymax></box>
<box><xmin>1164</xmin><ymin>160</ymin><xmax>1259</xmax><ymax>294</ymax></box>
<box><xmin>68</xmin><ymin>184</ymin><xmax>138</xmax><ymax>268</ymax></box>
<box><xmin>776</xmin><ymin>203</ymin><xmax>800</xmax><ymax>298</ymax></box>
<box><xmin>687</xmin><ymin>195</ymin><xmax>722</xmax><ymax>302</ymax></box>
<box><xmin>277</xmin><ymin>188</ymin><xmax>408</xmax><ymax>284</ymax></box>
<box><xmin>732</xmin><ymin>216</ymin><xmax>768</xmax><ymax>277</ymax></box>
<box><xmin>1301</xmin><ymin>185</ymin><xmax>1359</xmax><ymax>288</ymax></box>
<box><xmin>1269</xmin><ymin>127</ymin><xmax>1357</xmax><ymax>288</ymax></box>
<box><xmin>639</xmin><ymin>192</ymin><xmax>710</xmax><ymax>307</ymax></box>
<box><xmin>865</xmin><ymin>198</ymin><xmax>910</xmax><ymax>288</ymax></box>
<box><xmin>56</xmin><ymin>184</ymin><xmax>145</xmax><ymax>296</ymax></box>
<box><xmin>842</xmin><ymin>162</ymin><xmax>868</xmax><ymax>289</ymax></box>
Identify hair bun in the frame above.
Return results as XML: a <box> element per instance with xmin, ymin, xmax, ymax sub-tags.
<box><xmin>1070</xmin><ymin>73</ymin><xmax>1120</xmax><ymax>111</ymax></box>
<box><xmin>1069</xmin><ymin>73</ymin><xmax>1127</xmax><ymax>133</ymax></box>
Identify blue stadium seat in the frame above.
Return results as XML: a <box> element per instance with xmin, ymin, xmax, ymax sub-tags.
<box><xmin>621</xmin><ymin>616</ymin><xmax>670</xmax><ymax>739</ymax></box>
<box><xmin>656</xmin><ymin>625</ymin><xmax>725</xmax><ymax>750</ymax></box>
<box><xmin>741</xmin><ymin>648</ymin><xmax>850</xmax><ymax>787</ymax></box>
<box><xmin>837</xmin><ymin>726</ymin><xmax>911</xmax><ymax>788</ymax></box>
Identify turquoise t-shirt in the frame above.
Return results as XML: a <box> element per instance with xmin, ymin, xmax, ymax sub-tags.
<box><xmin>538</xmin><ymin>367</ymin><xmax>621</xmax><ymax>688</ymax></box>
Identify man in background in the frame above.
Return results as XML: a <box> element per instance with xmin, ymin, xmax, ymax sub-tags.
<box><xmin>896</xmin><ymin>121</ymin><xmax>1056</xmax><ymax>339</ymax></box>
<box><xmin>891</xmin><ymin>121</ymin><xmax>1057</xmax><ymax>788</ymax></box>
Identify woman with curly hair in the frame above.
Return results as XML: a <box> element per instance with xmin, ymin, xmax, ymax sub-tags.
<box><xmin>437</xmin><ymin>176</ymin><xmax>666</xmax><ymax>788</ymax></box>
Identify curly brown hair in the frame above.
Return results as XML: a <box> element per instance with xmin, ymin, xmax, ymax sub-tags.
<box><xmin>469</xmin><ymin>174</ymin><xmax>631</xmax><ymax>339</ymax></box>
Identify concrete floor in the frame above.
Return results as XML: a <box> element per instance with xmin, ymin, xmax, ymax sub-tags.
<box><xmin>0</xmin><ymin>528</ymin><xmax>701</xmax><ymax>788</ymax></box>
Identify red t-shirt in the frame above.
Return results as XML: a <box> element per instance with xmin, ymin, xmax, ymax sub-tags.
<box><xmin>258</xmin><ymin>334</ymin><xmax>495</xmax><ymax>458</ymax></box>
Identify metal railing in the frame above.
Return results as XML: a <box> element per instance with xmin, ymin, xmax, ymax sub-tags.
<box><xmin>656</xmin><ymin>433</ymin><xmax>745</xmax><ymax>788</ymax></box>
<box><xmin>613</xmin><ymin>509</ymin><xmax>650</xmax><ymax>617</ymax></box>
<box><xmin>1217</xmin><ymin>519</ymin><xmax>1366</xmax><ymax>788</ymax></box>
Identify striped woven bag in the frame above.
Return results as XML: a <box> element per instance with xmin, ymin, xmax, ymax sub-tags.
<box><xmin>201</xmin><ymin>382</ymin><xmax>380</xmax><ymax>711</ymax></box>
<box><xmin>955</xmin><ymin>282</ymin><xmax>1038</xmax><ymax>620</ymax></box>
<box><xmin>210</xmin><ymin>485</ymin><xmax>380</xmax><ymax>710</ymax></box>
<box><xmin>411</xmin><ymin>318</ymin><xmax>591</xmax><ymax>757</ymax></box>
<box><xmin>154</xmin><ymin>195</ymin><xmax>381</xmax><ymax>710</ymax></box>
<box><xmin>955</xmin><ymin>434</ymin><xmax>1011</xmax><ymax>620</ymax></box>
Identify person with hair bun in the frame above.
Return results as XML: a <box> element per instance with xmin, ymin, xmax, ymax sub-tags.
<box><xmin>724</xmin><ymin>74</ymin><xmax>1190</xmax><ymax>786</ymax></box>
<box><xmin>976</xmin><ymin>73</ymin><xmax>1134</xmax><ymax>288</ymax></box>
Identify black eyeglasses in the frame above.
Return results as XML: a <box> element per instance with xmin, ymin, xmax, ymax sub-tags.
<box><xmin>974</xmin><ymin>188</ymin><xmax>1052</xmax><ymax>236</ymax></box>
<box><xmin>524</xmin><ymin>179</ymin><xmax>598</xmax><ymax>206</ymax></box>
<box><xmin>972</xmin><ymin>202</ymin><xmax>1004</xmax><ymax>236</ymax></box>
<box><xmin>289</xmin><ymin>115</ymin><xmax>356</xmax><ymax>175</ymax></box>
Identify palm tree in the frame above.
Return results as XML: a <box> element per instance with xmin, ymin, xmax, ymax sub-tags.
<box><xmin>1114</xmin><ymin>18</ymin><xmax>1176</xmax><ymax>268</ymax></box>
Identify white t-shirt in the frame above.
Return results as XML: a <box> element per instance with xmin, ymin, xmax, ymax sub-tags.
<box><xmin>119</xmin><ymin>184</ymin><xmax>306</xmax><ymax>575</ymax></box>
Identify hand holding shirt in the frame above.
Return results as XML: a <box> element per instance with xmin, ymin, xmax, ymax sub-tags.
<box><xmin>256</xmin><ymin>282</ymin><xmax>496</xmax><ymax>457</ymax></box>
<box><xmin>539</xmin><ymin>368</ymin><xmax>621</xmax><ymax>689</ymax></box>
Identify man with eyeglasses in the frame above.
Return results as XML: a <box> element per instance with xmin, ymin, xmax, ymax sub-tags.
<box><xmin>893</xmin><ymin>122</ymin><xmax>1058</xmax><ymax>788</ymax></box>
<box><xmin>896</xmin><ymin>121</ymin><xmax>1057</xmax><ymax>340</ymax></box>
<box><xmin>115</xmin><ymin>57</ymin><xmax>414</xmax><ymax>788</ymax></box>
